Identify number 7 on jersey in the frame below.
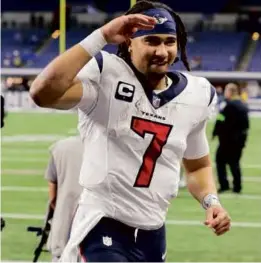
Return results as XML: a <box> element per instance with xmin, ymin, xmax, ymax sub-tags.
<box><xmin>131</xmin><ymin>117</ymin><xmax>173</xmax><ymax>188</ymax></box>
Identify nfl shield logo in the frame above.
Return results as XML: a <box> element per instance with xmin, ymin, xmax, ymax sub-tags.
<box><xmin>152</xmin><ymin>95</ymin><xmax>161</xmax><ymax>108</ymax></box>
<box><xmin>102</xmin><ymin>236</ymin><xmax>112</xmax><ymax>246</ymax></box>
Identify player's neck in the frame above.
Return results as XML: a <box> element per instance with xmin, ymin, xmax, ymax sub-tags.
<box><xmin>127</xmin><ymin>60</ymin><xmax>171</xmax><ymax>91</ymax></box>
<box><xmin>146</xmin><ymin>74</ymin><xmax>168</xmax><ymax>91</ymax></box>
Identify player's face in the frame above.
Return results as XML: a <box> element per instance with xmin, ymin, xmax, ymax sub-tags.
<box><xmin>224</xmin><ymin>88</ymin><xmax>231</xmax><ymax>99</ymax></box>
<box><xmin>224</xmin><ymin>83</ymin><xmax>237</xmax><ymax>99</ymax></box>
<box><xmin>129</xmin><ymin>34</ymin><xmax>177</xmax><ymax>75</ymax></box>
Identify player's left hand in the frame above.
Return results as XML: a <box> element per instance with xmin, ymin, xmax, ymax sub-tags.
<box><xmin>204</xmin><ymin>205</ymin><xmax>231</xmax><ymax>236</ymax></box>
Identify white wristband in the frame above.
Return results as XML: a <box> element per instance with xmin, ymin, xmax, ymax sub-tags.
<box><xmin>202</xmin><ymin>194</ymin><xmax>221</xmax><ymax>210</ymax></box>
<box><xmin>79</xmin><ymin>29</ymin><xmax>107</xmax><ymax>57</ymax></box>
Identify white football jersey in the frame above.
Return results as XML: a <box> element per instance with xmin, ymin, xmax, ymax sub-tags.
<box><xmin>75</xmin><ymin>51</ymin><xmax>216</xmax><ymax>229</ymax></box>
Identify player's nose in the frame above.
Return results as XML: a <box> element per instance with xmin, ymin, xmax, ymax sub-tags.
<box><xmin>155</xmin><ymin>43</ymin><xmax>168</xmax><ymax>57</ymax></box>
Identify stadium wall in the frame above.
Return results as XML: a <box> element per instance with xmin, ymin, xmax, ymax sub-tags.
<box><xmin>1</xmin><ymin>69</ymin><xmax>261</xmax><ymax>115</ymax></box>
<box><xmin>2</xmin><ymin>91</ymin><xmax>261</xmax><ymax>116</ymax></box>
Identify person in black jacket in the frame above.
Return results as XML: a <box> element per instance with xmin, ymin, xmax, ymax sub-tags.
<box><xmin>1</xmin><ymin>95</ymin><xmax>5</xmax><ymax>128</ymax></box>
<box><xmin>212</xmin><ymin>82</ymin><xmax>249</xmax><ymax>194</ymax></box>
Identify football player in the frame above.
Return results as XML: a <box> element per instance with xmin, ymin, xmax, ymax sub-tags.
<box><xmin>30</xmin><ymin>1</ymin><xmax>231</xmax><ymax>261</ymax></box>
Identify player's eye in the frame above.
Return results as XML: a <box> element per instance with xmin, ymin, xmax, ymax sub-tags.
<box><xmin>144</xmin><ymin>37</ymin><xmax>161</xmax><ymax>46</ymax></box>
<box><xmin>165</xmin><ymin>38</ymin><xmax>176</xmax><ymax>46</ymax></box>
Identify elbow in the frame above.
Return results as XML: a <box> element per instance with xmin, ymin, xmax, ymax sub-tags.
<box><xmin>30</xmin><ymin>77</ymin><xmax>55</xmax><ymax>107</ymax></box>
<box><xmin>29</xmin><ymin>88</ymin><xmax>45</xmax><ymax>107</ymax></box>
<box><xmin>30</xmin><ymin>71</ymin><xmax>70</xmax><ymax>108</ymax></box>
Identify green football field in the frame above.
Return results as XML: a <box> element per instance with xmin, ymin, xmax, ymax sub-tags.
<box><xmin>1</xmin><ymin>112</ymin><xmax>261</xmax><ymax>262</ymax></box>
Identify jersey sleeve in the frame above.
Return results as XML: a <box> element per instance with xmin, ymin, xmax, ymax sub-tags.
<box><xmin>74</xmin><ymin>52</ymin><xmax>103</xmax><ymax>113</ymax></box>
<box><xmin>183</xmin><ymin>120</ymin><xmax>209</xmax><ymax>159</ymax></box>
<box><xmin>44</xmin><ymin>154</ymin><xmax>57</xmax><ymax>183</ymax></box>
<box><xmin>205</xmin><ymin>79</ymin><xmax>218</xmax><ymax>120</ymax></box>
<box><xmin>183</xmin><ymin>79</ymin><xmax>217</xmax><ymax>160</ymax></box>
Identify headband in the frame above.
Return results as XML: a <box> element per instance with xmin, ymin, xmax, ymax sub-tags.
<box><xmin>132</xmin><ymin>8</ymin><xmax>177</xmax><ymax>38</ymax></box>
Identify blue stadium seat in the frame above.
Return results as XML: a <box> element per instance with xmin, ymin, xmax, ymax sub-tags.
<box><xmin>1</xmin><ymin>28</ymin><xmax>252</xmax><ymax>71</ymax></box>
<box><xmin>172</xmin><ymin>31</ymin><xmax>248</xmax><ymax>71</ymax></box>
<box><xmin>1</xmin><ymin>28</ymin><xmax>47</xmax><ymax>68</ymax></box>
<box><xmin>248</xmin><ymin>40</ymin><xmax>261</xmax><ymax>72</ymax></box>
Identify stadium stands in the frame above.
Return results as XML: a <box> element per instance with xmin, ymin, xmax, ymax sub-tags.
<box><xmin>174</xmin><ymin>31</ymin><xmax>248</xmax><ymax>71</ymax></box>
<box><xmin>1</xmin><ymin>27</ymin><xmax>259</xmax><ymax>72</ymax></box>
<box><xmin>248</xmin><ymin>40</ymin><xmax>261</xmax><ymax>72</ymax></box>
<box><xmin>1</xmin><ymin>28</ymin><xmax>48</xmax><ymax>68</ymax></box>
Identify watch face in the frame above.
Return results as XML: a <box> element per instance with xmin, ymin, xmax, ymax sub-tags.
<box><xmin>203</xmin><ymin>194</ymin><xmax>220</xmax><ymax>209</ymax></box>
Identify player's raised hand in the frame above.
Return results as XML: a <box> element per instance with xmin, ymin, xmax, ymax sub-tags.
<box><xmin>101</xmin><ymin>14</ymin><xmax>156</xmax><ymax>44</ymax></box>
<box><xmin>204</xmin><ymin>205</ymin><xmax>231</xmax><ymax>236</ymax></box>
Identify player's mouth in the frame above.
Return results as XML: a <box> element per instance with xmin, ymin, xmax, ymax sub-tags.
<box><xmin>151</xmin><ymin>61</ymin><xmax>168</xmax><ymax>66</ymax></box>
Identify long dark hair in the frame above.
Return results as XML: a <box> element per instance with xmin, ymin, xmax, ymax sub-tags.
<box><xmin>117</xmin><ymin>0</ymin><xmax>190</xmax><ymax>71</ymax></box>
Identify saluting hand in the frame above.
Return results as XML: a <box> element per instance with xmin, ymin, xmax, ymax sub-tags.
<box><xmin>101</xmin><ymin>14</ymin><xmax>156</xmax><ymax>44</ymax></box>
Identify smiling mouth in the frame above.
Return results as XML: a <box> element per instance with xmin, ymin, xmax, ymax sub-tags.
<box><xmin>151</xmin><ymin>61</ymin><xmax>168</xmax><ymax>66</ymax></box>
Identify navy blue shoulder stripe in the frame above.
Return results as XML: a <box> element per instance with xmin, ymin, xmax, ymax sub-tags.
<box><xmin>94</xmin><ymin>52</ymin><xmax>103</xmax><ymax>73</ymax></box>
<box><xmin>208</xmin><ymin>85</ymin><xmax>216</xmax><ymax>106</ymax></box>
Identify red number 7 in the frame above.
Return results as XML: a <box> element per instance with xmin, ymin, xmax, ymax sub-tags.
<box><xmin>131</xmin><ymin>117</ymin><xmax>172</xmax><ymax>188</ymax></box>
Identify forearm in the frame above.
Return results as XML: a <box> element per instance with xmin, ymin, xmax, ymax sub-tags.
<box><xmin>30</xmin><ymin>29</ymin><xmax>107</xmax><ymax>107</ymax></box>
<box><xmin>186</xmin><ymin>166</ymin><xmax>217</xmax><ymax>204</ymax></box>
<box><xmin>30</xmin><ymin>44</ymin><xmax>92</xmax><ymax>106</ymax></box>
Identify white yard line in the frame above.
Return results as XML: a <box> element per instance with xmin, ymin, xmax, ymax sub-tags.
<box><xmin>1</xmin><ymin>157</ymin><xmax>47</xmax><ymax>163</ymax></box>
<box><xmin>1</xmin><ymin>213</ymin><xmax>45</xmax><ymax>220</ymax></box>
<box><xmin>2</xmin><ymin>213</ymin><xmax>261</xmax><ymax>228</ymax></box>
<box><xmin>2</xmin><ymin>156</ymin><xmax>261</xmax><ymax>170</ymax></box>
<box><xmin>1</xmin><ymin>155</ymin><xmax>260</xmax><ymax>169</ymax></box>
<box><xmin>1</xmin><ymin>169</ymin><xmax>44</xmax><ymax>175</ymax></box>
<box><xmin>1</xmin><ymin>169</ymin><xmax>260</xmax><ymax>182</ymax></box>
<box><xmin>1</xmin><ymin>186</ymin><xmax>261</xmax><ymax>200</ymax></box>
<box><xmin>243</xmin><ymin>177</ymin><xmax>261</xmax><ymax>182</ymax></box>
<box><xmin>212</xmin><ymin>164</ymin><xmax>261</xmax><ymax>169</ymax></box>
<box><xmin>67</xmin><ymin>128</ymin><xmax>78</xmax><ymax>134</ymax></box>
<box><xmin>180</xmin><ymin>192</ymin><xmax>261</xmax><ymax>200</ymax></box>
<box><xmin>242</xmin><ymin>164</ymin><xmax>261</xmax><ymax>169</ymax></box>
<box><xmin>2</xmin><ymin>149</ymin><xmax>48</xmax><ymax>154</ymax></box>
<box><xmin>166</xmin><ymin>219</ymin><xmax>261</xmax><ymax>228</ymax></box>
<box><xmin>1</xmin><ymin>186</ymin><xmax>48</xmax><ymax>192</ymax></box>
<box><xmin>1</xmin><ymin>135</ymin><xmax>261</xmax><ymax>169</ymax></box>
<box><xmin>2</xmin><ymin>135</ymin><xmax>66</xmax><ymax>143</ymax></box>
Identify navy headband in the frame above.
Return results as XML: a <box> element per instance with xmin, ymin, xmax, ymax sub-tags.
<box><xmin>132</xmin><ymin>8</ymin><xmax>177</xmax><ymax>38</ymax></box>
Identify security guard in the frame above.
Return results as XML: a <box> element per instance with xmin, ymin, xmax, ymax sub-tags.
<box><xmin>212</xmin><ymin>83</ymin><xmax>249</xmax><ymax>193</ymax></box>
